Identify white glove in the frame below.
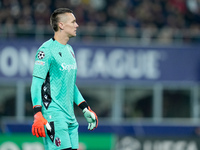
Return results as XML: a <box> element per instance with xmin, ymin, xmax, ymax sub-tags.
<box><xmin>83</xmin><ymin>107</ymin><xmax>98</xmax><ymax>131</ymax></box>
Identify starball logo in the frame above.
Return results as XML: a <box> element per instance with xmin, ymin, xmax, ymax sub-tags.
<box><xmin>60</xmin><ymin>63</ymin><xmax>77</xmax><ymax>72</ymax></box>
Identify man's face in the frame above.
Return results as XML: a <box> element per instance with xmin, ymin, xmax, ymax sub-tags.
<box><xmin>58</xmin><ymin>13</ymin><xmax>79</xmax><ymax>37</ymax></box>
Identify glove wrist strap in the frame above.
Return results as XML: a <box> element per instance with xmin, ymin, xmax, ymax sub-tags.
<box><xmin>79</xmin><ymin>101</ymin><xmax>89</xmax><ymax>110</ymax></box>
<box><xmin>33</xmin><ymin>105</ymin><xmax>42</xmax><ymax>115</ymax></box>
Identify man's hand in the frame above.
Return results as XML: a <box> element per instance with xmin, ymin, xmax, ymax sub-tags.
<box><xmin>83</xmin><ymin>107</ymin><xmax>98</xmax><ymax>131</ymax></box>
<box><xmin>32</xmin><ymin>112</ymin><xmax>48</xmax><ymax>137</ymax></box>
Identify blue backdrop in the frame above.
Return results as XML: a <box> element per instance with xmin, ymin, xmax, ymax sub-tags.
<box><xmin>0</xmin><ymin>40</ymin><xmax>200</xmax><ymax>83</ymax></box>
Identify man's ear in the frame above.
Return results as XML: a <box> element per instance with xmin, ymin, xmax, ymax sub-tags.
<box><xmin>58</xmin><ymin>22</ymin><xmax>64</xmax><ymax>30</ymax></box>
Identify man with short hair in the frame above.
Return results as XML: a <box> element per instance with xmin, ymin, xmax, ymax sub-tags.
<box><xmin>31</xmin><ymin>8</ymin><xmax>98</xmax><ymax>150</ymax></box>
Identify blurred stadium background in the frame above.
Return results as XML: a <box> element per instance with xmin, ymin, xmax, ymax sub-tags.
<box><xmin>0</xmin><ymin>0</ymin><xmax>200</xmax><ymax>150</ymax></box>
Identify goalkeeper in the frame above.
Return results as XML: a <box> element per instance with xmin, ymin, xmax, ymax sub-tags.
<box><xmin>31</xmin><ymin>8</ymin><xmax>98</xmax><ymax>150</ymax></box>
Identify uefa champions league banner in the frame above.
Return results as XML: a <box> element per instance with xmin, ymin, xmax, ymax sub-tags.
<box><xmin>116</xmin><ymin>136</ymin><xmax>200</xmax><ymax>150</ymax></box>
<box><xmin>0</xmin><ymin>40</ymin><xmax>200</xmax><ymax>82</ymax></box>
<box><xmin>73</xmin><ymin>44</ymin><xmax>200</xmax><ymax>82</ymax></box>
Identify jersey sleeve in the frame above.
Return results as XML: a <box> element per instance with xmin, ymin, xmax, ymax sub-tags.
<box><xmin>74</xmin><ymin>85</ymin><xmax>85</xmax><ymax>105</ymax></box>
<box><xmin>32</xmin><ymin>47</ymin><xmax>52</xmax><ymax>79</ymax></box>
<box><xmin>31</xmin><ymin>76</ymin><xmax>45</xmax><ymax>107</ymax></box>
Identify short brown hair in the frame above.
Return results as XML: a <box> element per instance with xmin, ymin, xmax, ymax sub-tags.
<box><xmin>50</xmin><ymin>8</ymin><xmax>73</xmax><ymax>32</ymax></box>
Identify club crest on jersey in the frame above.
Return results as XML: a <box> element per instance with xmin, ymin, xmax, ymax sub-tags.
<box><xmin>55</xmin><ymin>137</ymin><xmax>61</xmax><ymax>147</ymax></box>
<box><xmin>38</xmin><ymin>51</ymin><xmax>45</xmax><ymax>59</ymax></box>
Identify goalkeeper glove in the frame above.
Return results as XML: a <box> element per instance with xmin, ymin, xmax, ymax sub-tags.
<box><xmin>32</xmin><ymin>106</ymin><xmax>51</xmax><ymax>137</ymax></box>
<box><xmin>83</xmin><ymin>106</ymin><xmax>98</xmax><ymax>131</ymax></box>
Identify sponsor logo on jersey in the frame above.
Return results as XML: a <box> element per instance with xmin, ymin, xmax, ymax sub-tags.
<box><xmin>35</xmin><ymin>60</ymin><xmax>45</xmax><ymax>66</ymax></box>
<box><xmin>60</xmin><ymin>63</ymin><xmax>76</xmax><ymax>72</ymax></box>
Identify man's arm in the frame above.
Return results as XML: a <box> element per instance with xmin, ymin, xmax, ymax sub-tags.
<box><xmin>74</xmin><ymin>85</ymin><xmax>85</xmax><ymax>105</ymax></box>
<box><xmin>31</xmin><ymin>76</ymin><xmax>50</xmax><ymax>137</ymax></box>
<box><xmin>31</xmin><ymin>76</ymin><xmax>44</xmax><ymax>107</ymax></box>
<box><xmin>74</xmin><ymin>85</ymin><xmax>98</xmax><ymax>130</ymax></box>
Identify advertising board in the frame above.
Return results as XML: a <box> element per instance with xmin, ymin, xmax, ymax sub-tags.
<box><xmin>0</xmin><ymin>40</ymin><xmax>199</xmax><ymax>83</ymax></box>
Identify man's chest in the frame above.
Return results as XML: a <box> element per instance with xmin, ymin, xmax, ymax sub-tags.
<box><xmin>51</xmin><ymin>48</ymin><xmax>77</xmax><ymax>73</ymax></box>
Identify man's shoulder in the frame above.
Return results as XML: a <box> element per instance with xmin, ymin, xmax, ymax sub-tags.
<box><xmin>35</xmin><ymin>39</ymin><xmax>55</xmax><ymax>59</ymax></box>
<box><xmin>66</xmin><ymin>44</ymin><xmax>73</xmax><ymax>49</ymax></box>
<box><xmin>66</xmin><ymin>44</ymin><xmax>74</xmax><ymax>53</ymax></box>
<box><xmin>40</xmin><ymin>38</ymin><xmax>54</xmax><ymax>50</ymax></box>
<box><xmin>36</xmin><ymin>39</ymin><xmax>56</xmax><ymax>55</ymax></box>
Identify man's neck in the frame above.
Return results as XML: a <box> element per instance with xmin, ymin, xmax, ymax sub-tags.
<box><xmin>54</xmin><ymin>32</ymin><xmax>69</xmax><ymax>45</ymax></box>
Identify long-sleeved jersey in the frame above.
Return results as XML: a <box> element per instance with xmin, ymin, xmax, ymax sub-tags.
<box><xmin>32</xmin><ymin>38</ymin><xmax>84</xmax><ymax>123</ymax></box>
